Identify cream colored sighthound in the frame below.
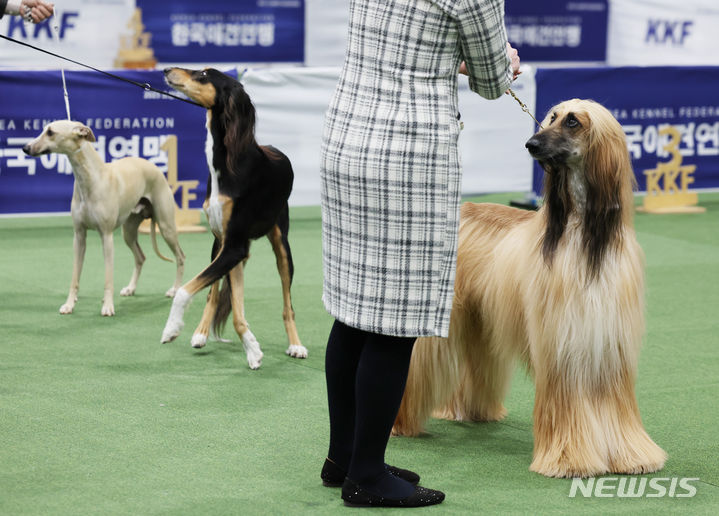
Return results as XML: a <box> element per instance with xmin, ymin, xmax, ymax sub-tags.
<box><xmin>24</xmin><ymin>120</ymin><xmax>185</xmax><ymax>316</ymax></box>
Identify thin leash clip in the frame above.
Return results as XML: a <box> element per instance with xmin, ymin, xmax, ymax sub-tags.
<box><xmin>508</xmin><ymin>88</ymin><xmax>543</xmax><ymax>130</ymax></box>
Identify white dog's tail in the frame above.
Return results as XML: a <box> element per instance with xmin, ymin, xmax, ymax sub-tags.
<box><xmin>150</xmin><ymin>219</ymin><xmax>173</xmax><ymax>262</ymax></box>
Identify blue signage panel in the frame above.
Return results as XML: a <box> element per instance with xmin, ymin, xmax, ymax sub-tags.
<box><xmin>0</xmin><ymin>69</ymin><xmax>215</xmax><ymax>214</ymax></box>
<box><xmin>136</xmin><ymin>0</ymin><xmax>305</xmax><ymax>63</ymax></box>
<box><xmin>505</xmin><ymin>0</ymin><xmax>607</xmax><ymax>62</ymax></box>
<box><xmin>533</xmin><ymin>66</ymin><xmax>719</xmax><ymax>194</ymax></box>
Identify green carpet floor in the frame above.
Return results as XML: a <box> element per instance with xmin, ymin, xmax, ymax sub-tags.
<box><xmin>1</xmin><ymin>193</ymin><xmax>717</xmax><ymax>515</ymax></box>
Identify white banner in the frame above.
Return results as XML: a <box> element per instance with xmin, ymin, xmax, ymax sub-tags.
<box><xmin>243</xmin><ymin>66</ymin><xmax>535</xmax><ymax>206</ymax></box>
<box><xmin>607</xmin><ymin>0</ymin><xmax>719</xmax><ymax>66</ymax></box>
<box><xmin>1</xmin><ymin>0</ymin><xmax>134</xmax><ymax>69</ymax></box>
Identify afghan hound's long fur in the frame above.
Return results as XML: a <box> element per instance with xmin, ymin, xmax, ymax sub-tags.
<box><xmin>393</xmin><ymin>99</ymin><xmax>666</xmax><ymax>478</ymax></box>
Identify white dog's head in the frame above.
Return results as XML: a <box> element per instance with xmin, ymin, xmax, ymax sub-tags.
<box><xmin>23</xmin><ymin>120</ymin><xmax>96</xmax><ymax>156</ymax></box>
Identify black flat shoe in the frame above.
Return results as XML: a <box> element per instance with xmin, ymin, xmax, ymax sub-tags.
<box><xmin>341</xmin><ymin>478</ymin><xmax>445</xmax><ymax>508</ymax></box>
<box><xmin>321</xmin><ymin>458</ymin><xmax>420</xmax><ymax>487</ymax></box>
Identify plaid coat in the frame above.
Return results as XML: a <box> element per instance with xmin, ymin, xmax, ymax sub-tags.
<box><xmin>321</xmin><ymin>0</ymin><xmax>512</xmax><ymax>338</ymax></box>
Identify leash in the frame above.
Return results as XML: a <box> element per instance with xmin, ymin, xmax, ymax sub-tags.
<box><xmin>0</xmin><ymin>33</ymin><xmax>203</xmax><ymax>108</ymax></box>
<box><xmin>51</xmin><ymin>10</ymin><xmax>71</xmax><ymax>120</ymax></box>
<box><xmin>507</xmin><ymin>88</ymin><xmax>543</xmax><ymax>129</ymax></box>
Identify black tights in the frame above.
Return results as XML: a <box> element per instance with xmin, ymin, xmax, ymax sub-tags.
<box><xmin>325</xmin><ymin>319</ymin><xmax>415</xmax><ymax>495</ymax></box>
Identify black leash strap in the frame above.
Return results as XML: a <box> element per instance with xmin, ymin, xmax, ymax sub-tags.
<box><xmin>0</xmin><ymin>33</ymin><xmax>203</xmax><ymax>108</ymax></box>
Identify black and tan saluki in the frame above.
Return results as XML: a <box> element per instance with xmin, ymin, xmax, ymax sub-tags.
<box><xmin>161</xmin><ymin>67</ymin><xmax>306</xmax><ymax>369</ymax></box>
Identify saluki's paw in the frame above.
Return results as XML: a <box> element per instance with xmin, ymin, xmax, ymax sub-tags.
<box><xmin>241</xmin><ymin>330</ymin><xmax>263</xmax><ymax>370</ymax></box>
<box><xmin>120</xmin><ymin>285</ymin><xmax>136</xmax><ymax>296</ymax></box>
<box><xmin>161</xmin><ymin>320</ymin><xmax>184</xmax><ymax>343</ymax></box>
<box><xmin>101</xmin><ymin>304</ymin><xmax>115</xmax><ymax>317</ymax></box>
<box><xmin>59</xmin><ymin>303</ymin><xmax>74</xmax><ymax>315</ymax></box>
<box><xmin>191</xmin><ymin>333</ymin><xmax>207</xmax><ymax>349</ymax></box>
<box><xmin>285</xmin><ymin>344</ymin><xmax>308</xmax><ymax>359</ymax></box>
<box><xmin>165</xmin><ymin>286</ymin><xmax>177</xmax><ymax>298</ymax></box>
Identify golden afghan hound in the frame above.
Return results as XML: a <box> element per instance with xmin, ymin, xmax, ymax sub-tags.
<box><xmin>393</xmin><ymin>99</ymin><xmax>666</xmax><ymax>478</ymax></box>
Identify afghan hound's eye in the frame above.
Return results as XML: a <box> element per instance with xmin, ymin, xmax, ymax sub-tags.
<box><xmin>200</xmin><ymin>70</ymin><xmax>208</xmax><ymax>77</ymax></box>
<box><xmin>550</xmin><ymin>113</ymin><xmax>558</xmax><ymax>124</ymax></box>
<box><xmin>564</xmin><ymin>115</ymin><xmax>581</xmax><ymax>129</ymax></box>
<box><xmin>46</xmin><ymin>128</ymin><xmax>54</xmax><ymax>137</ymax></box>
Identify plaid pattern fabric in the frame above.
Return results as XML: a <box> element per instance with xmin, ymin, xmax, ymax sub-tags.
<box><xmin>321</xmin><ymin>0</ymin><xmax>512</xmax><ymax>338</ymax></box>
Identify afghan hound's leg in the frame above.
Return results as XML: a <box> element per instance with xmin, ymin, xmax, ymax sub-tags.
<box><xmin>227</xmin><ymin>259</ymin><xmax>263</xmax><ymax>370</ymax></box>
<box><xmin>120</xmin><ymin>213</ymin><xmax>146</xmax><ymax>297</ymax></box>
<box><xmin>529</xmin><ymin>362</ymin><xmax>666</xmax><ymax>478</ymax></box>
<box><xmin>267</xmin><ymin>210</ymin><xmax>307</xmax><ymax>359</ymax></box>
<box><xmin>457</xmin><ymin>337</ymin><xmax>514</xmax><ymax>422</ymax></box>
<box><xmin>392</xmin><ymin>335</ymin><xmax>462</xmax><ymax>436</ymax></box>
<box><xmin>603</xmin><ymin>372</ymin><xmax>667</xmax><ymax>475</ymax></box>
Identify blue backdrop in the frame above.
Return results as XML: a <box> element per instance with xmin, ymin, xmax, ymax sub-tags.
<box><xmin>0</xmin><ymin>69</ymin><xmax>213</xmax><ymax>214</ymax></box>
<box><xmin>533</xmin><ymin>66</ymin><xmax>719</xmax><ymax>195</ymax></box>
<box><xmin>505</xmin><ymin>0</ymin><xmax>607</xmax><ymax>62</ymax></box>
<box><xmin>136</xmin><ymin>0</ymin><xmax>305</xmax><ymax>63</ymax></box>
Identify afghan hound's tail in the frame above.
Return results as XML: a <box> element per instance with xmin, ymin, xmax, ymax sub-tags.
<box><xmin>211</xmin><ymin>276</ymin><xmax>232</xmax><ymax>337</ymax></box>
<box><xmin>150</xmin><ymin>218</ymin><xmax>173</xmax><ymax>262</ymax></box>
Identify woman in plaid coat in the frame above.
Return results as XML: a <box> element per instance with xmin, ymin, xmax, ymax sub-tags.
<box><xmin>320</xmin><ymin>0</ymin><xmax>519</xmax><ymax>507</ymax></box>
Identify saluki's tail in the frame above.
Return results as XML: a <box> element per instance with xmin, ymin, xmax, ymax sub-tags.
<box><xmin>211</xmin><ymin>276</ymin><xmax>232</xmax><ymax>337</ymax></box>
<box><xmin>150</xmin><ymin>218</ymin><xmax>173</xmax><ymax>262</ymax></box>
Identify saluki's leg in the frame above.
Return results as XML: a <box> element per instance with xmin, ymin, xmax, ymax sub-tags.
<box><xmin>227</xmin><ymin>259</ymin><xmax>263</xmax><ymax>369</ymax></box>
<box><xmin>120</xmin><ymin>213</ymin><xmax>146</xmax><ymax>297</ymax></box>
<box><xmin>160</xmin><ymin>230</ymin><xmax>249</xmax><ymax>343</ymax></box>
<box><xmin>267</xmin><ymin>210</ymin><xmax>307</xmax><ymax>359</ymax></box>
<box><xmin>60</xmin><ymin>225</ymin><xmax>87</xmax><ymax>314</ymax></box>
<box><xmin>190</xmin><ymin>280</ymin><xmax>221</xmax><ymax>349</ymax></box>
<box><xmin>100</xmin><ymin>230</ymin><xmax>115</xmax><ymax>316</ymax></box>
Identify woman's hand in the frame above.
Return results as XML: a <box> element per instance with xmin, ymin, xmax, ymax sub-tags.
<box><xmin>507</xmin><ymin>43</ymin><xmax>521</xmax><ymax>80</ymax></box>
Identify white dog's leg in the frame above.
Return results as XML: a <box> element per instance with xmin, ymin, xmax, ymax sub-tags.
<box><xmin>100</xmin><ymin>232</ymin><xmax>115</xmax><ymax>316</ymax></box>
<box><xmin>120</xmin><ymin>215</ymin><xmax>146</xmax><ymax>297</ymax></box>
<box><xmin>60</xmin><ymin>227</ymin><xmax>87</xmax><ymax>314</ymax></box>
<box><xmin>161</xmin><ymin>287</ymin><xmax>192</xmax><ymax>343</ymax></box>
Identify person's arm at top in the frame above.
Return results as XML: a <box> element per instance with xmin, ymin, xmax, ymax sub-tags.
<box><xmin>455</xmin><ymin>0</ymin><xmax>517</xmax><ymax>99</ymax></box>
<box><xmin>2</xmin><ymin>0</ymin><xmax>54</xmax><ymax>23</ymax></box>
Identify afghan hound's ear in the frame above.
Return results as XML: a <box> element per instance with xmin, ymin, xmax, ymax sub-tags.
<box><xmin>222</xmin><ymin>84</ymin><xmax>256</xmax><ymax>173</ymax></box>
<box><xmin>582</xmin><ymin>112</ymin><xmax>634</xmax><ymax>277</ymax></box>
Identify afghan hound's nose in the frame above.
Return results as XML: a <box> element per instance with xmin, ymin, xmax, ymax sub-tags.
<box><xmin>525</xmin><ymin>137</ymin><xmax>541</xmax><ymax>155</ymax></box>
<box><xmin>22</xmin><ymin>144</ymin><xmax>31</xmax><ymax>155</ymax></box>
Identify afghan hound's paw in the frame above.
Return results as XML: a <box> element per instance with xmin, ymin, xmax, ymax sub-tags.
<box><xmin>391</xmin><ymin>418</ymin><xmax>424</xmax><ymax>437</ymax></box>
<box><xmin>101</xmin><ymin>303</ymin><xmax>115</xmax><ymax>317</ymax></box>
<box><xmin>191</xmin><ymin>333</ymin><xmax>207</xmax><ymax>349</ymax></box>
<box><xmin>120</xmin><ymin>285</ymin><xmax>136</xmax><ymax>296</ymax></box>
<box><xmin>470</xmin><ymin>404</ymin><xmax>508</xmax><ymax>422</ymax></box>
<box><xmin>241</xmin><ymin>330</ymin><xmax>263</xmax><ymax>370</ymax></box>
<box><xmin>285</xmin><ymin>344</ymin><xmax>308</xmax><ymax>359</ymax></box>
<box><xmin>59</xmin><ymin>303</ymin><xmax>74</xmax><ymax>315</ymax></box>
<box><xmin>610</xmin><ymin>442</ymin><xmax>667</xmax><ymax>475</ymax></box>
<box><xmin>529</xmin><ymin>454</ymin><xmax>609</xmax><ymax>479</ymax></box>
<box><xmin>165</xmin><ymin>286</ymin><xmax>177</xmax><ymax>298</ymax></box>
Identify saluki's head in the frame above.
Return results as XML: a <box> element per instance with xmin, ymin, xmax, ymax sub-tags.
<box><xmin>525</xmin><ymin>99</ymin><xmax>636</xmax><ymax>278</ymax></box>
<box><xmin>164</xmin><ymin>67</ymin><xmax>256</xmax><ymax>171</ymax></box>
<box><xmin>23</xmin><ymin>120</ymin><xmax>96</xmax><ymax>156</ymax></box>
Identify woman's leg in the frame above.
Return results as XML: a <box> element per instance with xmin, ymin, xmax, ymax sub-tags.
<box><xmin>347</xmin><ymin>332</ymin><xmax>416</xmax><ymax>498</ymax></box>
<box><xmin>325</xmin><ymin>319</ymin><xmax>366</xmax><ymax>470</ymax></box>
